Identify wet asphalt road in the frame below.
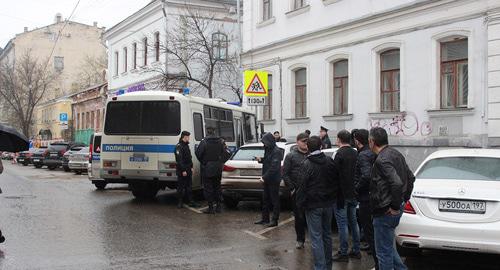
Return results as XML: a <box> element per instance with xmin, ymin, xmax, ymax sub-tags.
<box><xmin>0</xmin><ymin>162</ymin><xmax>499</xmax><ymax>270</ymax></box>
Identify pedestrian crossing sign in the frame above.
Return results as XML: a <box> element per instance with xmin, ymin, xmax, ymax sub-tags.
<box><xmin>244</xmin><ymin>70</ymin><xmax>268</xmax><ymax>97</ymax></box>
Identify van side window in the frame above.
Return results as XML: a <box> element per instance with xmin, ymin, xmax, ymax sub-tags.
<box><xmin>193</xmin><ymin>113</ymin><xmax>204</xmax><ymax>141</ymax></box>
<box><xmin>203</xmin><ymin>105</ymin><xmax>235</xmax><ymax>142</ymax></box>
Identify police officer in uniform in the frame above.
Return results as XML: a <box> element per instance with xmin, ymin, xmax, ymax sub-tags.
<box><xmin>195</xmin><ymin>127</ymin><xmax>231</xmax><ymax>214</ymax></box>
<box><xmin>175</xmin><ymin>131</ymin><xmax>195</xmax><ymax>209</ymax></box>
<box><xmin>320</xmin><ymin>126</ymin><xmax>332</xmax><ymax>149</ymax></box>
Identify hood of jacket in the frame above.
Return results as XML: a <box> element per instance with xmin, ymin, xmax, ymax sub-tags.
<box><xmin>307</xmin><ymin>151</ymin><xmax>327</xmax><ymax>165</ymax></box>
<box><xmin>261</xmin><ymin>133</ymin><xmax>276</xmax><ymax>149</ymax></box>
<box><xmin>204</xmin><ymin>135</ymin><xmax>221</xmax><ymax>143</ymax></box>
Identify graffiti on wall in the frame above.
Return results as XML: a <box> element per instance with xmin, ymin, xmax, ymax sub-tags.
<box><xmin>369</xmin><ymin>111</ymin><xmax>432</xmax><ymax>137</ymax></box>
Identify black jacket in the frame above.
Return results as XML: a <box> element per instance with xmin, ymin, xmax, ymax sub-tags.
<box><xmin>260</xmin><ymin>133</ymin><xmax>283</xmax><ymax>183</ymax></box>
<box><xmin>175</xmin><ymin>141</ymin><xmax>193</xmax><ymax>175</ymax></box>
<box><xmin>321</xmin><ymin>135</ymin><xmax>332</xmax><ymax>149</ymax></box>
<box><xmin>354</xmin><ymin>146</ymin><xmax>376</xmax><ymax>202</ymax></box>
<box><xmin>282</xmin><ymin>148</ymin><xmax>308</xmax><ymax>191</ymax></box>
<box><xmin>332</xmin><ymin>146</ymin><xmax>358</xmax><ymax>201</ymax></box>
<box><xmin>195</xmin><ymin>135</ymin><xmax>231</xmax><ymax>178</ymax></box>
<box><xmin>296</xmin><ymin>151</ymin><xmax>339</xmax><ymax>209</ymax></box>
<box><xmin>370</xmin><ymin>146</ymin><xmax>415</xmax><ymax>216</ymax></box>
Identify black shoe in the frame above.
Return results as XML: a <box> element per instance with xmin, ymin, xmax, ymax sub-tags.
<box><xmin>349</xmin><ymin>251</ymin><xmax>362</xmax><ymax>259</ymax></box>
<box><xmin>177</xmin><ymin>202</ymin><xmax>183</xmax><ymax>209</ymax></box>
<box><xmin>296</xmin><ymin>241</ymin><xmax>305</xmax><ymax>249</ymax></box>
<box><xmin>203</xmin><ymin>204</ymin><xmax>215</xmax><ymax>214</ymax></box>
<box><xmin>254</xmin><ymin>220</ymin><xmax>269</xmax><ymax>225</ymax></box>
<box><xmin>266</xmin><ymin>220</ymin><xmax>278</xmax><ymax>228</ymax></box>
<box><xmin>188</xmin><ymin>202</ymin><xmax>199</xmax><ymax>208</ymax></box>
<box><xmin>360</xmin><ymin>242</ymin><xmax>370</xmax><ymax>251</ymax></box>
<box><xmin>332</xmin><ymin>252</ymin><xmax>349</xmax><ymax>262</ymax></box>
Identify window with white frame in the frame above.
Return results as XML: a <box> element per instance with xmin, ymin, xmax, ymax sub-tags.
<box><xmin>380</xmin><ymin>49</ymin><xmax>400</xmax><ymax>112</ymax></box>
<box><xmin>132</xmin><ymin>43</ymin><xmax>137</xmax><ymax>69</ymax></box>
<box><xmin>333</xmin><ymin>59</ymin><xmax>348</xmax><ymax>115</ymax></box>
<box><xmin>123</xmin><ymin>47</ymin><xmax>128</xmax><ymax>73</ymax></box>
<box><xmin>440</xmin><ymin>38</ymin><xmax>468</xmax><ymax>109</ymax></box>
<box><xmin>263</xmin><ymin>74</ymin><xmax>273</xmax><ymax>120</ymax></box>
<box><xmin>263</xmin><ymin>0</ymin><xmax>272</xmax><ymax>21</ymax></box>
<box><xmin>295</xmin><ymin>68</ymin><xmax>307</xmax><ymax>118</ymax></box>
<box><xmin>143</xmin><ymin>38</ymin><xmax>148</xmax><ymax>66</ymax></box>
<box><xmin>293</xmin><ymin>0</ymin><xmax>306</xmax><ymax>10</ymax></box>
<box><xmin>212</xmin><ymin>32</ymin><xmax>228</xmax><ymax>61</ymax></box>
<box><xmin>114</xmin><ymin>51</ymin><xmax>119</xmax><ymax>76</ymax></box>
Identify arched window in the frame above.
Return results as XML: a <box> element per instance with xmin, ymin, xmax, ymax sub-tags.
<box><xmin>212</xmin><ymin>32</ymin><xmax>228</xmax><ymax>61</ymax></box>
<box><xmin>263</xmin><ymin>0</ymin><xmax>272</xmax><ymax>21</ymax></box>
<box><xmin>154</xmin><ymin>32</ymin><xmax>160</xmax><ymax>62</ymax></box>
<box><xmin>333</xmin><ymin>59</ymin><xmax>348</xmax><ymax>115</ymax></box>
<box><xmin>440</xmin><ymin>38</ymin><xmax>468</xmax><ymax>109</ymax></box>
<box><xmin>295</xmin><ymin>68</ymin><xmax>307</xmax><ymax>118</ymax></box>
<box><xmin>380</xmin><ymin>49</ymin><xmax>400</xmax><ymax>112</ymax></box>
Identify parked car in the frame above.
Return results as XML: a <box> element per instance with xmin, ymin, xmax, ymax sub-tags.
<box><xmin>31</xmin><ymin>147</ymin><xmax>48</xmax><ymax>168</ymax></box>
<box><xmin>43</xmin><ymin>142</ymin><xmax>85</xmax><ymax>170</ymax></box>
<box><xmin>396</xmin><ymin>149</ymin><xmax>500</xmax><ymax>256</ymax></box>
<box><xmin>16</xmin><ymin>149</ymin><xmax>35</xmax><ymax>166</ymax></box>
<box><xmin>88</xmin><ymin>133</ymin><xmax>107</xmax><ymax>190</ymax></box>
<box><xmin>221</xmin><ymin>142</ymin><xmax>338</xmax><ymax>208</ymax></box>
<box><xmin>1</xmin><ymin>152</ymin><xmax>14</xmax><ymax>160</ymax></box>
<box><xmin>62</xmin><ymin>145</ymin><xmax>86</xmax><ymax>172</ymax></box>
<box><xmin>68</xmin><ymin>147</ymin><xmax>89</xmax><ymax>174</ymax></box>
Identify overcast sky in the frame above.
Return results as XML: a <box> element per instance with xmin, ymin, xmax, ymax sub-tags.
<box><xmin>0</xmin><ymin>0</ymin><xmax>152</xmax><ymax>48</ymax></box>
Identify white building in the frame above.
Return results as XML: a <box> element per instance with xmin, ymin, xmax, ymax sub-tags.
<box><xmin>104</xmin><ymin>0</ymin><xmax>240</xmax><ymax>101</ymax></box>
<box><xmin>242</xmin><ymin>0</ymin><xmax>500</xmax><ymax>167</ymax></box>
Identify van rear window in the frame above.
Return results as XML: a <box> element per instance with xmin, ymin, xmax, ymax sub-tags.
<box><xmin>104</xmin><ymin>101</ymin><xmax>181</xmax><ymax>136</ymax></box>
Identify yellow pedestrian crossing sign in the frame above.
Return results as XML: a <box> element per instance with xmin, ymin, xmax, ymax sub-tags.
<box><xmin>244</xmin><ymin>70</ymin><xmax>268</xmax><ymax>97</ymax></box>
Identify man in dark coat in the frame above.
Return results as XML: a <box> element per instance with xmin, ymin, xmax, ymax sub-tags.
<box><xmin>319</xmin><ymin>126</ymin><xmax>332</xmax><ymax>149</ymax></box>
<box><xmin>296</xmin><ymin>136</ymin><xmax>339</xmax><ymax>270</ymax></box>
<box><xmin>283</xmin><ymin>132</ymin><xmax>309</xmax><ymax>249</ymax></box>
<box><xmin>175</xmin><ymin>131</ymin><xmax>195</xmax><ymax>209</ymax></box>
<box><xmin>369</xmin><ymin>127</ymin><xmax>415</xmax><ymax>270</ymax></box>
<box><xmin>353</xmin><ymin>129</ymin><xmax>378</xmax><ymax>269</ymax></box>
<box><xmin>332</xmin><ymin>129</ymin><xmax>361</xmax><ymax>262</ymax></box>
<box><xmin>255</xmin><ymin>132</ymin><xmax>283</xmax><ymax>227</ymax></box>
<box><xmin>195</xmin><ymin>127</ymin><xmax>231</xmax><ymax>214</ymax></box>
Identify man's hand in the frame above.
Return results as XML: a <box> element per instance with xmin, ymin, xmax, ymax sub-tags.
<box><xmin>255</xmin><ymin>157</ymin><xmax>262</xmax><ymax>162</ymax></box>
<box><xmin>386</xmin><ymin>208</ymin><xmax>400</xmax><ymax>216</ymax></box>
<box><xmin>182</xmin><ymin>171</ymin><xmax>188</xmax><ymax>177</ymax></box>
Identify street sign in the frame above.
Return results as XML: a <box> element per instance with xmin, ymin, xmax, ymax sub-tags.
<box><xmin>59</xmin><ymin>113</ymin><xmax>68</xmax><ymax>122</ymax></box>
<box><xmin>247</xmin><ymin>96</ymin><xmax>267</xmax><ymax>106</ymax></box>
<box><xmin>244</xmin><ymin>70</ymin><xmax>268</xmax><ymax>97</ymax></box>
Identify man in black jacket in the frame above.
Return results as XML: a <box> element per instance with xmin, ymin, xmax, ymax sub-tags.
<box><xmin>353</xmin><ymin>129</ymin><xmax>378</xmax><ymax>269</ymax></box>
<box><xmin>195</xmin><ymin>127</ymin><xmax>231</xmax><ymax>214</ymax></box>
<box><xmin>369</xmin><ymin>127</ymin><xmax>415</xmax><ymax>270</ymax></box>
<box><xmin>296</xmin><ymin>136</ymin><xmax>339</xmax><ymax>270</ymax></box>
<box><xmin>255</xmin><ymin>132</ymin><xmax>283</xmax><ymax>227</ymax></box>
<box><xmin>175</xmin><ymin>131</ymin><xmax>195</xmax><ymax>209</ymax></box>
<box><xmin>332</xmin><ymin>129</ymin><xmax>361</xmax><ymax>262</ymax></box>
<box><xmin>282</xmin><ymin>132</ymin><xmax>309</xmax><ymax>249</ymax></box>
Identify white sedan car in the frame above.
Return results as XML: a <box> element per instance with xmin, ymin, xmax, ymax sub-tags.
<box><xmin>396</xmin><ymin>149</ymin><xmax>500</xmax><ymax>255</ymax></box>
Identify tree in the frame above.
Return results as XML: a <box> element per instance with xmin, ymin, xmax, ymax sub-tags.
<box><xmin>74</xmin><ymin>54</ymin><xmax>107</xmax><ymax>90</ymax></box>
<box><xmin>0</xmin><ymin>51</ymin><xmax>57</xmax><ymax>137</ymax></box>
<box><xmin>150</xmin><ymin>6</ymin><xmax>240</xmax><ymax>100</ymax></box>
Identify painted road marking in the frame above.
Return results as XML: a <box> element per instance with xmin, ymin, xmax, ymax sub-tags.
<box><xmin>244</xmin><ymin>216</ymin><xmax>295</xmax><ymax>240</ymax></box>
<box><xmin>184</xmin><ymin>204</ymin><xmax>204</xmax><ymax>214</ymax></box>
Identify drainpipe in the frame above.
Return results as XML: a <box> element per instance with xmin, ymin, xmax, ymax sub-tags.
<box><xmin>161</xmin><ymin>0</ymin><xmax>168</xmax><ymax>83</ymax></box>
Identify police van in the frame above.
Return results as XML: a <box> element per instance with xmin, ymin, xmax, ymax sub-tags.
<box><xmin>101</xmin><ymin>91</ymin><xmax>258</xmax><ymax>199</ymax></box>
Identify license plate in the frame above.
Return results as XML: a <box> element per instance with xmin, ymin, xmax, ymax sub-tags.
<box><xmin>18</xmin><ymin>159</ymin><xmax>24</xmax><ymax>162</ymax></box>
<box><xmin>439</xmin><ymin>200</ymin><xmax>486</xmax><ymax>214</ymax></box>
<box><xmin>33</xmin><ymin>159</ymin><xmax>39</xmax><ymax>162</ymax></box>
<box><xmin>50</xmin><ymin>153</ymin><xmax>58</xmax><ymax>157</ymax></box>
<box><xmin>129</xmin><ymin>154</ymin><xmax>149</xmax><ymax>162</ymax></box>
<box><xmin>240</xmin><ymin>169</ymin><xmax>262</xmax><ymax>176</ymax></box>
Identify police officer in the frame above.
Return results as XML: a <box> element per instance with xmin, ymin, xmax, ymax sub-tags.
<box><xmin>195</xmin><ymin>127</ymin><xmax>231</xmax><ymax>214</ymax></box>
<box><xmin>320</xmin><ymin>126</ymin><xmax>332</xmax><ymax>149</ymax></box>
<box><xmin>175</xmin><ymin>131</ymin><xmax>195</xmax><ymax>209</ymax></box>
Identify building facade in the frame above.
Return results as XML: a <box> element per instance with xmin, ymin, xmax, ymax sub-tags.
<box><xmin>70</xmin><ymin>83</ymin><xmax>107</xmax><ymax>145</ymax></box>
<box><xmin>242</xmin><ymin>0</ymin><xmax>500</xmax><ymax>168</ymax></box>
<box><xmin>104</xmin><ymin>0</ymin><xmax>240</xmax><ymax>100</ymax></box>
<box><xmin>34</xmin><ymin>98</ymin><xmax>73</xmax><ymax>142</ymax></box>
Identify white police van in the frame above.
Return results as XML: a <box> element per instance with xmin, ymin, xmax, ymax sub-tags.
<box><xmin>101</xmin><ymin>91</ymin><xmax>258</xmax><ymax>199</ymax></box>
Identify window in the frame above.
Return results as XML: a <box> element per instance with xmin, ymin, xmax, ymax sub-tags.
<box><xmin>243</xmin><ymin>113</ymin><xmax>257</xmax><ymax>143</ymax></box>
<box><xmin>143</xmin><ymin>38</ymin><xmax>148</xmax><ymax>66</ymax></box>
<box><xmin>263</xmin><ymin>0</ymin><xmax>272</xmax><ymax>21</ymax></box>
<box><xmin>105</xmin><ymin>101</ymin><xmax>181</xmax><ymax>135</ymax></box>
<box><xmin>212</xmin><ymin>32</ymin><xmax>228</xmax><ymax>61</ymax></box>
<box><xmin>86</xmin><ymin>112</ymin><xmax>90</xmax><ymax>129</ymax></box>
<box><xmin>295</xmin><ymin>68</ymin><xmax>307</xmax><ymax>118</ymax></box>
<box><xmin>294</xmin><ymin>0</ymin><xmax>306</xmax><ymax>9</ymax></box>
<box><xmin>132</xmin><ymin>43</ymin><xmax>137</xmax><ymax>69</ymax></box>
<box><xmin>91</xmin><ymin>111</ymin><xmax>95</xmax><ymax>129</ymax></box>
<box><xmin>154</xmin><ymin>32</ymin><xmax>160</xmax><ymax>62</ymax></box>
<box><xmin>54</xmin><ymin>56</ymin><xmax>64</xmax><ymax>71</ymax></box>
<box><xmin>263</xmin><ymin>74</ymin><xmax>273</xmax><ymax>120</ymax></box>
<box><xmin>114</xmin><ymin>51</ymin><xmax>119</xmax><ymax>76</ymax></box>
<box><xmin>440</xmin><ymin>38</ymin><xmax>468</xmax><ymax>109</ymax></box>
<box><xmin>193</xmin><ymin>113</ymin><xmax>204</xmax><ymax>141</ymax></box>
<box><xmin>123</xmin><ymin>47</ymin><xmax>128</xmax><ymax>73</ymax></box>
<box><xmin>203</xmin><ymin>106</ymin><xmax>235</xmax><ymax>141</ymax></box>
<box><xmin>380</xmin><ymin>49</ymin><xmax>400</xmax><ymax>112</ymax></box>
<box><xmin>417</xmin><ymin>157</ymin><xmax>500</xmax><ymax>181</ymax></box>
<box><xmin>333</xmin><ymin>60</ymin><xmax>348</xmax><ymax>115</ymax></box>
<box><xmin>77</xmin><ymin>113</ymin><xmax>80</xmax><ymax>130</ymax></box>
<box><xmin>232</xmin><ymin>147</ymin><xmax>265</xmax><ymax>161</ymax></box>
<box><xmin>96</xmin><ymin>110</ymin><xmax>100</xmax><ymax>130</ymax></box>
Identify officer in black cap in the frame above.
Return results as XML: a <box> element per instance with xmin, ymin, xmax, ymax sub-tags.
<box><xmin>175</xmin><ymin>131</ymin><xmax>195</xmax><ymax>209</ymax></box>
<box><xmin>195</xmin><ymin>127</ymin><xmax>231</xmax><ymax>214</ymax></box>
<box><xmin>320</xmin><ymin>126</ymin><xmax>332</xmax><ymax>149</ymax></box>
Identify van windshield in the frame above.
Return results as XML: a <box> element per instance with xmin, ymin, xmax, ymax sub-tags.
<box><xmin>104</xmin><ymin>101</ymin><xmax>181</xmax><ymax>136</ymax></box>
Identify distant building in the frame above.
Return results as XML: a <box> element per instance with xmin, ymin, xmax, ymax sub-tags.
<box><xmin>34</xmin><ymin>98</ymin><xmax>72</xmax><ymax>142</ymax></box>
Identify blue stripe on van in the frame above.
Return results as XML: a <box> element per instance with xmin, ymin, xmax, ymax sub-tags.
<box><xmin>102</xmin><ymin>144</ymin><xmax>176</xmax><ymax>153</ymax></box>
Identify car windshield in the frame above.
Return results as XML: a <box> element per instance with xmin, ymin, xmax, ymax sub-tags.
<box><xmin>232</xmin><ymin>147</ymin><xmax>265</xmax><ymax>161</ymax></box>
<box><xmin>79</xmin><ymin>148</ymin><xmax>90</xmax><ymax>153</ymax></box>
<box><xmin>48</xmin><ymin>145</ymin><xmax>67</xmax><ymax>152</ymax></box>
<box><xmin>417</xmin><ymin>157</ymin><xmax>500</xmax><ymax>181</ymax></box>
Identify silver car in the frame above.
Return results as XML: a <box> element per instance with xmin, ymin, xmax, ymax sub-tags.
<box><xmin>68</xmin><ymin>147</ymin><xmax>89</xmax><ymax>174</ymax></box>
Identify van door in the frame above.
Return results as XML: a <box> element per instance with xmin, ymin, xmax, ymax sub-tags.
<box><xmin>91</xmin><ymin>135</ymin><xmax>102</xmax><ymax>179</ymax></box>
<box><xmin>121</xmin><ymin>136</ymin><xmax>159</xmax><ymax>171</ymax></box>
<box><xmin>192</xmin><ymin>111</ymin><xmax>204</xmax><ymax>189</ymax></box>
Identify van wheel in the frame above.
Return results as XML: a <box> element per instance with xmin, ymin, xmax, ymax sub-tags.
<box><xmin>223</xmin><ymin>196</ymin><xmax>239</xmax><ymax>209</ymax></box>
<box><xmin>94</xmin><ymin>182</ymin><xmax>107</xmax><ymax>190</ymax></box>
<box><xmin>130</xmin><ymin>183</ymin><xmax>159</xmax><ymax>200</ymax></box>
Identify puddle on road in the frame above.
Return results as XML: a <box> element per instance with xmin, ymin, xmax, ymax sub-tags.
<box><xmin>2</xmin><ymin>195</ymin><xmax>36</xmax><ymax>199</ymax></box>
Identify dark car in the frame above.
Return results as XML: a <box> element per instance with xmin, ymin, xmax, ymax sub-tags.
<box><xmin>16</xmin><ymin>149</ymin><xmax>35</xmax><ymax>166</ymax></box>
<box><xmin>62</xmin><ymin>146</ymin><xmax>86</xmax><ymax>172</ymax></box>
<box><xmin>31</xmin><ymin>147</ymin><xmax>48</xmax><ymax>168</ymax></box>
<box><xmin>43</xmin><ymin>142</ymin><xmax>85</xmax><ymax>170</ymax></box>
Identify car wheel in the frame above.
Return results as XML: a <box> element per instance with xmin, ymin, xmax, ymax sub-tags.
<box><xmin>75</xmin><ymin>171</ymin><xmax>82</xmax><ymax>175</ymax></box>
<box><xmin>396</xmin><ymin>242</ymin><xmax>422</xmax><ymax>258</ymax></box>
<box><xmin>63</xmin><ymin>166</ymin><xmax>71</xmax><ymax>172</ymax></box>
<box><xmin>22</xmin><ymin>162</ymin><xmax>28</xmax><ymax>166</ymax></box>
<box><xmin>48</xmin><ymin>166</ymin><xmax>56</xmax><ymax>170</ymax></box>
<box><xmin>222</xmin><ymin>196</ymin><xmax>239</xmax><ymax>209</ymax></box>
<box><xmin>34</xmin><ymin>164</ymin><xmax>42</xmax><ymax>169</ymax></box>
<box><xmin>130</xmin><ymin>183</ymin><xmax>159</xmax><ymax>200</ymax></box>
<box><xmin>94</xmin><ymin>182</ymin><xmax>107</xmax><ymax>190</ymax></box>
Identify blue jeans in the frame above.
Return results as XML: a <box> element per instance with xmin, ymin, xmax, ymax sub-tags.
<box><xmin>305</xmin><ymin>206</ymin><xmax>333</xmax><ymax>270</ymax></box>
<box><xmin>373</xmin><ymin>204</ymin><xmax>407</xmax><ymax>270</ymax></box>
<box><xmin>334</xmin><ymin>199</ymin><xmax>361</xmax><ymax>255</ymax></box>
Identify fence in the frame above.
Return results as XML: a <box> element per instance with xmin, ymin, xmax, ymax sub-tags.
<box><xmin>74</xmin><ymin>129</ymin><xmax>94</xmax><ymax>146</ymax></box>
